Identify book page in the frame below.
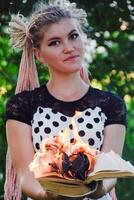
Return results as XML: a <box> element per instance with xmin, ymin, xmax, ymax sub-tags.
<box><xmin>88</xmin><ymin>151</ymin><xmax>134</xmax><ymax>177</ymax></box>
<box><xmin>109</xmin><ymin>151</ymin><xmax>134</xmax><ymax>173</ymax></box>
<box><xmin>88</xmin><ymin>151</ymin><xmax>120</xmax><ymax>176</ymax></box>
<box><xmin>38</xmin><ymin>177</ymin><xmax>97</xmax><ymax>197</ymax></box>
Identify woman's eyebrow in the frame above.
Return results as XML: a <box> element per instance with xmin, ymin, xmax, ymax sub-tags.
<box><xmin>47</xmin><ymin>29</ymin><xmax>77</xmax><ymax>42</ymax></box>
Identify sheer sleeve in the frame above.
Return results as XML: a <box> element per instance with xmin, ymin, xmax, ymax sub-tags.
<box><xmin>105</xmin><ymin>93</ymin><xmax>127</xmax><ymax>127</ymax></box>
<box><xmin>5</xmin><ymin>91</ymin><xmax>31</xmax><ymax>126</ymax></box>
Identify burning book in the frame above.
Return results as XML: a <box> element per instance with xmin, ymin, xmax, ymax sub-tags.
<box><xmin>29</xmin><ymin>112</ymin><xmax>134</xmax><ymax>197</ymax></box>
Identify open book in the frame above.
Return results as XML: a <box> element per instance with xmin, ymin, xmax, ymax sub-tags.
<box><xmin>37</xmin><ymin>151</ymin><xmax>134</xmax><ymax>197</ymax></box>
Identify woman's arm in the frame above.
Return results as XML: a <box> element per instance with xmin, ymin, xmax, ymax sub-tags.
<box><xmin>85</xmin><ymin>124</ymin><xmax>126</xmax><ymax>199</ymax></box>
<box><xmin>101</xmin><ymin>124</ymin><xmax>126</xmax><ymax>155</ymax></box>
<box><xmin>6</xmin><ymin>120</ymin><xmax>58</xmax><ymax>200</ymax></box>
<box><xmin>59</xmin><ymin>124</ymin><xmax>125</xmax><ymax>200</ymax></box>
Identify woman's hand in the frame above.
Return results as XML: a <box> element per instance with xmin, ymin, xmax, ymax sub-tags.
<box><xmin>85</xmin><ymin>181</ymin><xmax>106</xmax><ymax>199</ymax></box>
<box><xmin>85</xmin><ymin>179</ymin><xmax>117</xmax><ymax>199</ymax></box>
<box><xmin>34</xmin><ymin>191</ymin><xmax>58</xmax><ymax>200</ymax></box>
<box><xmin>45</xmin><ymin>192</ymin><xmax>59</xmax><ymax>200</ymax></box>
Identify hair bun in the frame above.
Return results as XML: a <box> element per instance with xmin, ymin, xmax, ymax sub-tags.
<box><xmin>9</xmin><ymin>14</ymin><xmax>29</xmax><ymax>49</ymax></box>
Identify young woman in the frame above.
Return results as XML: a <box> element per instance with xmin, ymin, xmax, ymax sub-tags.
<box><xmin>4</xmin><ymin>0</ymin><xmax>126</xmax><ymax>199</ymax></box>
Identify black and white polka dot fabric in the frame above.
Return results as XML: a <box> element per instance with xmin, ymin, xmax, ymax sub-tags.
<box><xmin>5</xmin><ymin>84</ymin><xmax>126</xmax><ymax>152</ymax></box>
<box><xmin>32</xmin><ymin>106</ymin><xmax>106</xmax><ymax>152</ymax></box>
<box><xmin>5</xmin><ymin>84</ymin><xmax>126</xmax><ymax>200</ymax></box>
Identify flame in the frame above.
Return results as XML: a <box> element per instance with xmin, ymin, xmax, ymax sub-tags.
<box><xmin>30</xmin><ymin>111</ymin><xmax>98</xmax><ymax>179</ymax></box>
<box><xmin>71</xmin><ymin>111</ymin><xmax>97</xmax><ymax>155</ymax></box>
<box><xmin>71</xmin><ymin>111</ymin><xmax>83</xmax><ymax>143</ymax></box>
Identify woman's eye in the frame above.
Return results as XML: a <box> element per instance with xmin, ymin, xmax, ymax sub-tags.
<box><xmin>70</xmin><ymin>33</ymin><xmax>79</xmax><ymax>40</ymax></box>
<box><xmin>48</xmin><ymin>41</ymin><xmax>60</xmax><ymax>46</ymax></box>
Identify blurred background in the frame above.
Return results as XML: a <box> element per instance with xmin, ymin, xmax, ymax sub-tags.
<box><xmin>0</xmin><ymin>0</ymin><xmax>134</xmax><ymax>199</ymax></box>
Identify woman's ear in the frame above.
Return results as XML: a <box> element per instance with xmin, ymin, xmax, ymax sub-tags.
<box><xmin>33</xmin><ymin>48</ymin><xmax>46</xmax><ymax>64</ymax></box>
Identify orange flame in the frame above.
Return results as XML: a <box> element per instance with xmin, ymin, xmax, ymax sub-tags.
<box><xmin>30</xmin><ymin>111</ymin><xmax>98</xmax><ymax>179</ymax></box>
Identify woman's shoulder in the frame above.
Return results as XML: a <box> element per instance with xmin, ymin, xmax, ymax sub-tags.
<box><xmin>90</xmin><ymin>86</ymin><xmax>124</xmax><ymax>104</ymax></box>
<box><xmin>5</xmin><ymin>90</ymin><xmax>32</xmax><ymax>125</ymax></box>
<box><xmin>90</xmin><ymin>86</ymin><xmax>126</xmax><ymax>126</ymax></box>
<box><xmin>7</xmin><ymin>84</ymin><xmax>45</xmax><ymax>103</ymax></box>
<box><xmin>5</xmin><ymin>85</ymin><xmax>46</xmax><ymax>125</ymax></box>
<box><xmin>6</xmin><ymin>90</ymin><xmax>31</xmax><ymax>111</ymax></box>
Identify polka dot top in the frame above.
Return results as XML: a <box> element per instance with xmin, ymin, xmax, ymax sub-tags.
<box><xmin>5</xmin><ymin>84</ymin><xmax>126</xmax><ymax>153</ymax></box>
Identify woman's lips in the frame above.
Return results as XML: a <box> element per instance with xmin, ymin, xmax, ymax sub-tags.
<box><xmin>64</xmin><ymin>55</ymin><xmax>79</xmax><ymax>61</ymax></box>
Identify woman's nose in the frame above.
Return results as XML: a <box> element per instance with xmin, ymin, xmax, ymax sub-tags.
<box><xmin>63</xmin><ymin>41</ymin><xmax>75</xmax><ymax>53</ymax></box>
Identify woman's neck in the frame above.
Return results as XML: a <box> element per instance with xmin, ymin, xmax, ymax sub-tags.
<box><xmin>46</xmin><ymin>72</ymin><xmax>90</xmax><ymax>101</ymax></box>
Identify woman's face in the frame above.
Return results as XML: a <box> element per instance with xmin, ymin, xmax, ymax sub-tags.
<box><xmin>37</xmin><ymin>18</ymin><xmax>84</xmax><ymax>75</ymax></box>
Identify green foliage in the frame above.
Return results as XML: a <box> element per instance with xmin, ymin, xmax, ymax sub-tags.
<box><xmin>0</xmin><ymin>0</ymin><xmax>134</xmax><ymax>199</ymax></box>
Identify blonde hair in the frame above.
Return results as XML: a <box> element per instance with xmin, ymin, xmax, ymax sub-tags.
<box><xmin>4</xmin><ymin>1</ymin><xmax>88</xmax><ymax>199</ymax></box>
<box><xmin>8</xmin><ymin>0</ymin><xmax>87</xmax><ymax>92</ymax></box>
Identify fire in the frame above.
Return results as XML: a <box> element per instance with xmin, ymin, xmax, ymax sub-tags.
<box><xmin>30</xmin><ymin>111</ymin><xmax>98</xmax><ymax>180</ymax></box>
